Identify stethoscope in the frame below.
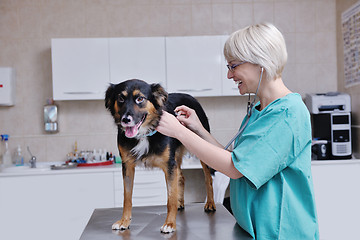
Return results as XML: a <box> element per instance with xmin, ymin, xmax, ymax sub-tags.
<box><xmin>224</xmin><ymin>66</ymin><xmax>264</xmax><ymax>150</ymax></box>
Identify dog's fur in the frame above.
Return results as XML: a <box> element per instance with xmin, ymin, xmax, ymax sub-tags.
<box><xmin>105</xmin><ymin>79</ymin><xmax>216</xmax><ymax>233</ymax></box>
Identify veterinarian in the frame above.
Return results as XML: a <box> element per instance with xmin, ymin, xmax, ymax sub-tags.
<box><xmin>156</xmin><ymin>23</ymin><xmax>319</xmax><ymax>239</ymax></box>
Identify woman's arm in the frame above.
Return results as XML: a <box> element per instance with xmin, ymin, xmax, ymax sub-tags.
<box><xmin>156</xmin><ymin>111</ymin><xmax>243</xmax><ymax>179</ymax></box>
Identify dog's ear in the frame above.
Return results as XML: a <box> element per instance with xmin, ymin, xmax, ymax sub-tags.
<box><xmin>105</xmin><ymin>83</ymin><xmax>115</xmax><ymax>111</ymax></box>
<box><xmin>150</xmin><ymin>83</ymin><xmax>168</xmax><ymax>109</ymax></box>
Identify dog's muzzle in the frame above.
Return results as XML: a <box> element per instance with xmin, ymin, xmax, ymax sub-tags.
<box><xmin>121</xmin><ymin>115</ymin><xmax>146</xmax><ymax>138</ymax></box>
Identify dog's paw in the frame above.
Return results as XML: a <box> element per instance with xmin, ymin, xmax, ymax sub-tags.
<box><xmin>112</xmin><ymin>219</ymin><xmax>131</xmax><ymax>230</ymax></box>
<box><xmin>160</xmin><ymin>223</ymin><xmax>176</xmax><ymax>233</ymax></box>
<box><xmin>204</xmin><ymin>202</ymin><xmax>216</xmax><ymax>212</ymax></box>
<box><xmin>177</xmin><ymin>204</ymin><xmax>184</xmax><ymax>211</ymax></box>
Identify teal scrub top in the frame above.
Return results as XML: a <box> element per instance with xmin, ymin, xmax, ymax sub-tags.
<box><xmin>230</xmin><ymin>93</ymin><xmax>319</xmax><ymax>240</ymax></box>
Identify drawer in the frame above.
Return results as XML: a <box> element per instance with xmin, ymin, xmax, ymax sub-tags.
<box><xmin>134</xmin><ymin>169</ymin><xmax>164</xmax><ymax>184</ymax></box>
<box><xmin>114</xmin><ymin>190</ymin><xmax>123</xmax><ymax>207</ymax></box>
<box><xmin>113</xmin><ymin>172</ymin><xmax>123</xmax><ymax>191</ymax></box>
<box><xmin>114</xmin><ymin>169</ymin><xmax>165</xmax><ymax>187</ymax></box>
<box><xmin>113</xmin><ymin>169</ymin><xmax>167</xmax><ymax>207</ymax></box>
<box><xmin>114</xmin><ymin>187</ymin><xmax>167</xmax><ymax>207</ymax></box>
<box><xmin>133</xmin><ymin>186</ymin><xmax>166</xmax><ymax>198</ymax></box>
<box><xmin>133</xmin><ymin>195</ymin><xmax>167</xmax><ymax>206</ymax></box>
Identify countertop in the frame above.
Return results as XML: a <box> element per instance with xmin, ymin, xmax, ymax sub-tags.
<box><xmin>0</xmin><ymin>159</ymin><xmax>359</xmax><ymax>177</ymax></box>
<box><xmin>0</xmin><ymin>160</ymin><xmax>203</xmax><ymax>177</ymax></box>
<box><xmin>80</xmin><ymin>203</ymin><xmax>253</xmax><ymax>240</ymax></box>
<box><xmin>310</xmin><ymin>159</ymin><xmax>360</xmax><ymax>165</ymax></box>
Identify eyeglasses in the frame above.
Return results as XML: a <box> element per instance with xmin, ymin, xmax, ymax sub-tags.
<box><xmin>226</xmin><ymin>61</ymin><xmax>247</xmax><ymax>72</ymax></box>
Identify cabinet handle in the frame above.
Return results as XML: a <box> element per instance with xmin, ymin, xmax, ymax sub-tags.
<box><xmin>133</xmin><ymin>194</ymin><xmax>162</xmax><ymax>199</ymax></box>
<box><xmin>177</xmin><ymin>88</ymin><xmax>213</xmax><ymax>92</ymax></box>
<box><xmin>63</xmin><ymin>91</ymin><xmax>100</xmax><ymax>94</ymax></box>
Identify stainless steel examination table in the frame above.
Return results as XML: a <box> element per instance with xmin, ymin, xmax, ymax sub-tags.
<box><xmin>80</xmin><ymin>203</ymin><xmax>253</xmax><ymax>240</ymax></box>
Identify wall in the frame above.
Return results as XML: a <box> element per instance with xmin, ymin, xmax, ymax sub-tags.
<box><xmin>0</xmin><ymin>0</ymin><xmax>337</xmax><ymax>163</ymax></box>
<box><xmin>336</xmin><ymin>0</ymin><xmax>360</xmax><ymax>158</ymax></box>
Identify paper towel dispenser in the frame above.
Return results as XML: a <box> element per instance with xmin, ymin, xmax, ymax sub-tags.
<box><xmin>0</xmin><ymin>67</ymin><xmax>15</xmax><ymax>106</ymax></box>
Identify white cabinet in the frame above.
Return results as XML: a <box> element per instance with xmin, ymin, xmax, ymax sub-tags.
<box><xmin>133</xmin><ymin>169</ymin><xmax>167</xmax><ymax>206</ymax></box>
<box><xmin>114</xmin><ymin>169</ymin><xmax>167</xmax><ymax>207</ymax></box>
<box><xmin>109</xmin><ymin>37</ymin><xmax>166</xmax><ymax>87</ymax></box>
<box><xmin>311</xmin><ymin>161</ymin><xmax>360</xmax><ymax>240</ymax></box>
<box><xmin>51</xmin><ymin>36</ymin><xmax>238</xmax><ymax>100</ymax></box>
<box><xmin>51</xmin><ymin>38</ymin><xmax>110</xmax><ymax>100</ymax></box>
<box><xmin>0</xmin><ymin>167</ymin><xmax>168</xmax><ymax>240</ymax></box>
<box><xmin>0</xmin><ymin>172</ymin><xmax>115</xmax><ymax>240</ymax></box>
<box><xmin>165</xmin><ymin>36</ymin><xmax>222</xmax><ymax>97</ymax></box>
<box><xmin>220</xmin><ymin>35</ymin><xmax>241</xmax><ymax>96</ymax></box>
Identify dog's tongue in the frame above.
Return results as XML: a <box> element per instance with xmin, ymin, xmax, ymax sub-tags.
<box><xmin>125</xmin><ymin>126</ymin><xmax>139</xmax><ymax>138</ymax></box>
<box><xmin>123</xmin><ymin>116</ymin><xmax>145</xmax><ymax>138</ymax></box>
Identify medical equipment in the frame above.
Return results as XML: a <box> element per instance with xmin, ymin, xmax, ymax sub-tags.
<box><xmin>224</xmin><ymin>66</ymin><xmax>264</xmax><ymax>150</ymax></box>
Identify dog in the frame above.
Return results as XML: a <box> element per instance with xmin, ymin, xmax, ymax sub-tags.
<box><xmin>105</xmin><ymin>79</ymin><xmax>216</xmax><ymax>233</ymax></box>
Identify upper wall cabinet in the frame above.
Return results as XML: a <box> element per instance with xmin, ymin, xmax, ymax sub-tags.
<box><xmin>109</xmin><ymin>37</ymin><xmax>166</xmax><ymax>87</ymax></box>
<box><xmin>220</xmin><ymin>35</ymin><xmax>241</xmax><ymax>96</ymax></box>
<box><xmin>51</xmin><ymin>38</ymin><xmax>110</xmax><ymax>100</ymax></box>
<box><xmin>51</xmin><ymin>35</ymin><xmax>235</xmax><ymax>100</ymax></box>
<box><xmin>165</xmin><ymin>36</ymin><xmax>222</xmax><ymax>97</ymax></box>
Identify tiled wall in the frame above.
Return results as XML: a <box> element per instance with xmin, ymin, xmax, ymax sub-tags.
<box><xmin>0</xmin><ymin>0</ymin><xmax>337</xmax><ymax>163</ymax></box>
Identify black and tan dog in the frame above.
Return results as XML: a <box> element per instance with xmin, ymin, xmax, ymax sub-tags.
<box><xmin>105</xmin><ymin>79</ymin><xmax>216</xmax><ymax>233</ymax></box>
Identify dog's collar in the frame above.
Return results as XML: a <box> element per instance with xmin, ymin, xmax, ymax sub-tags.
<box><xmin>144</xmin><ymin>130</ymin><xmax>157</xmax><ymax>137</ymax></box>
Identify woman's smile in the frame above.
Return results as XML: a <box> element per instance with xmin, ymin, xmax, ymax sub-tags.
<box><xmin>235</xmin><ymin>79</ymin><xmax>244</xmax><ymax>93</ymax></box>
<box><xmin>234</xmin><ymin>77</ymin><xmax>246</xmax><ymax>94</ymax></box>
<box><xmin>234</xmin><ymin>80</ymin><xmax>243</xmax><ymax>87</ymax></box>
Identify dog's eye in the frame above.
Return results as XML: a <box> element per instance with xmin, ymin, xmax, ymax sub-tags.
<box><xmin>118</xmin><ymin>95</ymin><xmax>125</xmax><ymax>103</ymax></box>
<box><xmin>135</xmin><ymin>96</ymin><xmax>145</xmax><ymax>104</ymax></box>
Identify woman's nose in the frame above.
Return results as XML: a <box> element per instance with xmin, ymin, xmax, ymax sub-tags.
<box><xmin>227</xmin><ymin>70</ymin><xmax>234</xmax><ymax>79</ymax></box>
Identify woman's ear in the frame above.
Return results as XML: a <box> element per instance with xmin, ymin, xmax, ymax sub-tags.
<box><xmin>150</xmin><ymin>83</ymin><xmax>168</xmax><ymax>109</ymax></box>
<box><xmin>105</xmin><ymin>83</ymin><xmax>115</xmax><ymax>110</ymax></box>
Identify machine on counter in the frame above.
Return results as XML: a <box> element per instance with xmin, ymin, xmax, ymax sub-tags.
<box><xmin>305</xmin><ymin>92</ymin><xmax>352</xmax><ymax>160</ymax></box>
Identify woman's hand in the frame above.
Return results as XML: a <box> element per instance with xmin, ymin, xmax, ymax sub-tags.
<box><xmin>174</xmin><ymin>105</ymin><xmax>204</xmax><ymax>135</ymax></box>
<box><xmin>157</xmin><ymin>106</ymin><xmax>208</xmax><ymax>141</ymax></box>
<box><xmin>156</xmin><ymin>111</ymin><xmax>184</xmax><ymax>138</ymax></box>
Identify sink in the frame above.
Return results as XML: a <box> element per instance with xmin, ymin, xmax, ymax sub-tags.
<box><xmin>1</xmin><ymin>162</ymin><xmax>63</xmax><ymax>173</ymax></box>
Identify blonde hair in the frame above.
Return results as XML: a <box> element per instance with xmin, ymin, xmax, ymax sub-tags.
<box><xmin>224</xmin><ymin>23</ymin><xmax>287</xmax><ymax>81</ymax></box>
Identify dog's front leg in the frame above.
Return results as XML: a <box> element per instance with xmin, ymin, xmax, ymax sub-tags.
<box><xmin>160</xmin><ymin>167</ymin><xmax>179</xmax><ymax>233</ymax></box>
<box><xmin>112</xmin><ymin>163</ymin><xmax>135</xmax><ymax>230</ymax></box>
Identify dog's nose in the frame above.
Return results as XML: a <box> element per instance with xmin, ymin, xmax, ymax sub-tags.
<box><xmin>121</xmin><ymin>115</ymin><xmax>133</xmax><ymax>124</ymax></box>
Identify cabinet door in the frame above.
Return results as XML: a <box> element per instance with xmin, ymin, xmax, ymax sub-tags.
<box><xmin>109</xmin><ymin>37</ymin><xmax>166</xmax><ymax>87</ymax></box>
<box><xmin>311</xmin><ymin>162</ymin><xmax>360</xmax><ymax>239</ymax></box>
<box><xmin>51</xmin><ymin>38</ymin><xmax>110</xmax><ymax>100</ymax></box>
<box><xmin>0</xmin><ymin>172</ymin><xmax>115</xmax><ymax>240</ymax></box>
<box><xmin>166</xmin><ymin>36</ymin><xmax>222</xmax><ymax>97</ymax></box>
<box><xmin>133</xmin><ymin>169</ymin><xmax>167</xmax><ymax>206</ymax></box>
<box><xmin>220</xmin><ymin>35</ymin><xmax>241</xmax><ymax>96</ymax></box>
<box><xmin>114</xmin><ymin>169</ymin><xmax>167</xmax><ymax>207</ymax></box>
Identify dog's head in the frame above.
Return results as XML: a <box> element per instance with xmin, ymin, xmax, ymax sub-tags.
<box><xmin>105</xmin><ymin>79</ymin><xmax>168</xmax><ymax>138</ymax></box>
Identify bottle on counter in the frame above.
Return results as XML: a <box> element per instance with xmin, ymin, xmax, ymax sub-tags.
<box><xmin>14</xmin><ymin>145</ymin><xmax>24</xmax><ymax>166</ymax></box>
<box><xmin>101</xmin><ymin>149</ymin><xmax>107</xmax><ymax>162</ymax></box>
<box><xmin>1</xmin><ymin>134</ymin><xmax>13</xmax><ymax>168</ymax></box>
<box><xmin>93</xmin><ymin>149</ymin><xmax>99</xmax><ymax>162</ymax></box>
